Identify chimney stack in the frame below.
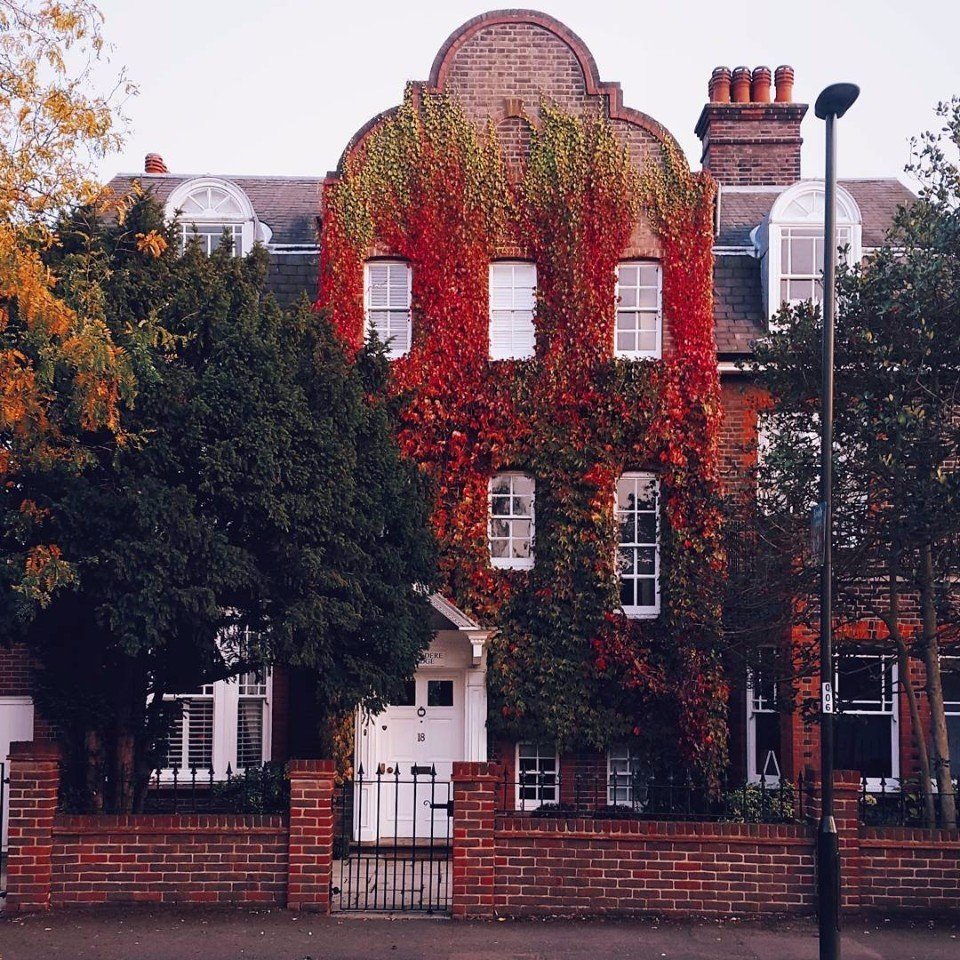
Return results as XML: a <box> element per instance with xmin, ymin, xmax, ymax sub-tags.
<box><xmin>695</xmin><ymin>64</ymin><xmax>807</xmax><ymax>186</ymax></box>
<box><xmin>144</xmin><ymin>153</ymin><xmax>168</xmax><ymax>174</ymax></box>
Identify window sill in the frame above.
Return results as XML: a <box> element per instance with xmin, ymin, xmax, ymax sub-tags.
<box><xmin>622</xmin><ymin>607</ymin><xmax>659</xmax><ymax>620</ymax></box>
<box><xmin>491</xmin><ymin>559</ymin><xmax>535</xmax><ymax>571</ymax></box>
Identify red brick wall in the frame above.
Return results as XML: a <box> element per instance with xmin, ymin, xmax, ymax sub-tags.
<box><xmin>50</xmin><ymin>815</ymin><xmax>288</xmax><ymax>906</ymax></box>
<box><xmin>860</xmin><ymin>828</ymin><xmax>960</xmax><ymax>914</ymax></box>
<box><xmin>695</xmin><ymin>103</ymin><xmax>808</xmax><ymax>186</ymax></box>
<box><xmin>494</xmin><ymin>817</ymin><xmax>815</xmax><ymax>917</ymax></box>
<box><xmin>0</xmin><ymin>645</ymin><xmax>33</xmax><ymax>697</ymax></box>
<box><xmin>5</xmin><ymin>746</ymin><xmax>335</xmax><ymax>914</ymax></box>
<box><xmin>453</xmin><ymin>762</ymin><xmax>960</xmax><ymax>919</ymax></box>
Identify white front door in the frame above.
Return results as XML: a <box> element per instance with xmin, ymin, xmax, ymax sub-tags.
<box><xmin>359</xmin><ymin>675</ymin><xmax>462</xmax><ymax>841</ymax></box>
<box><xmin>1</xmin><ymin>697</ymin><xmax>35</xmax><ymax>852</ymax></box>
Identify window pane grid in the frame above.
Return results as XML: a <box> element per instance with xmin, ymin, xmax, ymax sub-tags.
<box><xmin>236</xmin><ymin>698</ymin><xmax>264</xmax><ymax>768</ymax></box>
<box><xmin>517</xmin><ymin>742</ymin><xmax>557</xmax><ymax>806</ymax></box>
<box><xmin>607</xmin><ymin>745</ymin><xmax>641</xmax><ymax>804</ymax></box>
<box><xmin>615</xmin><ymin>262</ymin><xmax>661</xmax><ymax>358</ymax></box>
<box><xmin>616</xmin><ymin>474</ymin><xmax>659</xmax><ymax>614</ymax></box>
<box><xmin>489</xmin><ymin>473</ymin><xmax>535</xmax><ymax>568</ymax></box>
<box><xmin>489</xmin><ymin>263</ymin><xmax>536</xmax><ymax>359</ymax></box>
<box><xmin>365</xmin><ymin>261</ymin><xmax>412</xmax><ymax>358</ymax></box>
<box><xmin>181</xmin><ymin>222</ymin><xmax>243</xmax><ymax>256</ymax></box>
<box><xmin>779</xmin><ymin>226</ymin><xmax>852</xmax><ymax>306</ymax></box>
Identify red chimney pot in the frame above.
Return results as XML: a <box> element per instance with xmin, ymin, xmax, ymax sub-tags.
<box><xmin>144</xmin><ymin>153</ymin><xmax>167</xmax><ymax>174</ymax></box>
<box><xmin>774</xmin><ymin>65</ymin><xmax>795</xmax><ymax>103</ymax></box>
<box><xmin>751</xmin><ymin>66</ymin><xmax>772</xmax><ymax>103</ymax></box>
<box><xmin>708</xmin><ymin>67</ymin><xmax>732</xmax><ymax>103</ymax></box>
<box><xmin>730</xmin><ymin>67</ymin><xmax>752</xmax><ymax>104</ymax></box>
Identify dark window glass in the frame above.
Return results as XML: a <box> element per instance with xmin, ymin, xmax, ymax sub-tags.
<box><xmin>752</xmin><ymin>713</ymin><xmax>781</xmax><ymax>778</ymax></box>
<box><xmin>391</xmin><ymin>679</ymin><xmax>416</xmax><ymax>707</ymax></box>
<box><xmin>835</xmin><ymin>715</ymin><xmax>893</xmax><ymax>778</ymax></box>
<box><xmin>427</xmin><ymin>680</ymin><xmax>454</xmax><ymax>707</ymax></box>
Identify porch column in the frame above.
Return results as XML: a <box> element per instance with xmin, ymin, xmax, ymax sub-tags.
<box><xmin>465</xmin><ymin>665</ymin><xmax>488</xmax><ymax>762</ymax></box>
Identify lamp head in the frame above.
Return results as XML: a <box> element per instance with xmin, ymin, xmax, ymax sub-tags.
<box><xmin>815</xmin><ymin>83</ymin><xmax>860</xmax><ymax>120</ymax></box>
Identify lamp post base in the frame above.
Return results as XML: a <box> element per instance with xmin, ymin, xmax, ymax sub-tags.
<box><xmin>817</xmin><ymin>814</ymin><xmax>841</xmax><ymax>960</ymax></box>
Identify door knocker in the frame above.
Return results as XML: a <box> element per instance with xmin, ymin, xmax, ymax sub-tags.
<box><xmin>417</xmin><ymin>706</ymin><xmax>426</xmax><ymax>718</ymax></box>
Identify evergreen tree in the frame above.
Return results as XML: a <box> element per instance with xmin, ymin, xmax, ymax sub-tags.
<box><xmin>0</xmin><ymin>195</ymin><xmax>436</xmax><ymax>810</ymax></box>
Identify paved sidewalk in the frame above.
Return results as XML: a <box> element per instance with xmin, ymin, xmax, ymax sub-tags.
<box><xmin>1</xmin><ymin>908</ymin><xmax>959</xmax><ymax>960</ymax></box>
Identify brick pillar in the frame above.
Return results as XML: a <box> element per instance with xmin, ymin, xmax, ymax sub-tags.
<box><xmin>451</xmin><ymin>761</ymin><xmax>500</xmax><ymax>920</ymax></box>
<box><xmin>5</xmin><ymin>741</ymin><xmax>61</xmax><ymax>913</ymax></box>
<box><xmin>286</xmin><ymin>759</ymin><xmax>335</xmax><ymax>912</ymax></box>
<box><xmin>833</xmin><ymin>770</ymin><xmax>862</xmax><ymax>911</ymax></box>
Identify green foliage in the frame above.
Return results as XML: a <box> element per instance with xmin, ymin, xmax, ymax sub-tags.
<box><xmin>211</xmin><ymin>762</ymin><xmax>290</xmax><ymax>814</ymax></box>
<box><xmin>0</xmin><ymin>194</ymin><xmax>437</xmax><ymax>810</ymax></box>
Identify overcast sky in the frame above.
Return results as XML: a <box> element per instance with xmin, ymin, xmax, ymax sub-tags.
<box><xmin>95</xmin><ymin>0</ymin><xmax>959</xmax><ymax>187</ymax></box>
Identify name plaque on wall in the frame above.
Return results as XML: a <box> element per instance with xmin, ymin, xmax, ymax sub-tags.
<box><xmin>421</xmin><ymin>651</ymin><xmax>444</xmax><ymax>666</ymax></box>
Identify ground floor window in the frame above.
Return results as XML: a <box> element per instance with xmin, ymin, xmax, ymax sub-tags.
<box><xmin>747</xmin><ymin>647</ymin><xmax>783</xmax><ymax>782</ymax></box>
<box><xmin>834</xmin><ymin>652</ymin><xmax>898</xmax><ymax>784</ymax></box>
<box><xmin>941</xmin><ymin>656</ymin><xmax>960</xmax><ymax>770</ymax></box>
<box><xmin>607</xmin><ymin>744</ymin><xmax>642</xmax><ymax>804</ymax></box>
<box><xmin>516</xmin><ymin>742</ymin><xmax>558</xmax><ymax>808</ymax></box>
<box><xmin>161</xmin><ymin>669</ymin><xmax>270</xmax><ymax>779</ymax></box>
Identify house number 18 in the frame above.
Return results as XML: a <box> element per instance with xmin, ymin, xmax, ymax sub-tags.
<box><xmin>417</xmin><ymin>733</ymin><xmax>425</xmax><ymax>742</ymax></box>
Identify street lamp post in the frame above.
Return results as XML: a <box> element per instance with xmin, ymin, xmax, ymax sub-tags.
<box><xmin>814</xmin><ymin>81</ymin><xmax>860</xmax><ymax>960</ymax></box>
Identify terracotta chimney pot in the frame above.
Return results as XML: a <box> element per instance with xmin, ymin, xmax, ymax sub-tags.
<box><xmin>731</xmin><ymin>67</ymin><xmax>752</xmax><ymax>104</ymax></box>
<box><xmin>144</xmin><ymin>152</ymin><xmax>167</xmax><ymax>174</ymax></box>
<box><xmin>751</xmin><ymin>66</ymin><xmax>772</xmax><ymax>103</ymax></box>
<box><xmin>774</xmin><ymin>65</ymin><xmax>795</xmax><ymax>103</ymax></box>
<box><xmin>708</xmin><ymin>66</ymin><xmax>732</xmax><ymax>103</ymax></box>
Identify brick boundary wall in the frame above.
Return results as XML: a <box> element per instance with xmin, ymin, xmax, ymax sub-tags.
<box><xmin>451</xmin><ymin>763</ymin><xmax>960</xmax><ymax>920</ymax></box>
<box><xmin>7</xmin><ymin>750</ymin><xmax>958</xmax><ymax>917</ymax></box>
<box><xmin>3</xmin><ymin>744</ymin><xmax>335</xmax><ymax>914</ymax></box>
<box><xmin>50</xmin><ymin>815</ymin><xmax>288</xmax><ymax>906</ymax></box>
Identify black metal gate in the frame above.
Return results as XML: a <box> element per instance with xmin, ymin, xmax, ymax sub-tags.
<box><xmin>333</xmin><ymin>765</ymin><xmax>452</xmax><ymax>913</ymax></box>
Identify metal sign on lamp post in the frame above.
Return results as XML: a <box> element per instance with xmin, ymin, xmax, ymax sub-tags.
<box><xmin>813</xmin><ymin>80</ymin><xmax>860</xmax><ymax>960</ymax></box>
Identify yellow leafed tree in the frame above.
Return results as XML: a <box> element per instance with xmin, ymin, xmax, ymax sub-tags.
<box><xmin>1</xmin><ymin>0</ymin><xmax>135</xmax><ymax>601</ymax></box>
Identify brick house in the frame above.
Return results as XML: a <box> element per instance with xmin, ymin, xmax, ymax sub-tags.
<box><xmin>4</xmin><ymin>9</ymin><xmax>949</xmax><ymax>847</ymax></box>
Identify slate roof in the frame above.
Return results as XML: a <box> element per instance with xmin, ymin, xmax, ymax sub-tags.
<box><xmin>713</xmin><ymin>178</ymin><xmax>916</xmax><ymax>357</ymax></box>
<box><xmin>104</xmin><ymin>173</ymin><xmax>323</xmax><ymax>247</ymax></box>
<box><xmin>716</xmin><ymin>179</ymin><xmax>916</xmax><ymax>248</ymax></box>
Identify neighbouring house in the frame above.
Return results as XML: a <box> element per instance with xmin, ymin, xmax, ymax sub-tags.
<box><xmin>5</xmin><ymin>9</ymin><xmax>952</xmax><ymax>849</ymax></box>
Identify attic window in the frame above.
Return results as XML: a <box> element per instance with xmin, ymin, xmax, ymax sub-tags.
<box><xmin>758</xmin><ymin>182</ymin><xmax>862</xmax><ymax>324</ymax></box>
<box><xmin>166</xmin><ymin>178</ymin><xmax>257</xmax><ymax>257</ymax></box>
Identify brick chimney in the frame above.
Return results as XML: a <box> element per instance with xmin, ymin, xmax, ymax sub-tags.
<box><xmin>144</xmin><ymin>152</ymin><xmax>168</xmax><ymax>174</ymax></box>
<box><xmin>695</xmin><ymin>65</ymin><xmax>807</xmax><ymax>186</ymax></box>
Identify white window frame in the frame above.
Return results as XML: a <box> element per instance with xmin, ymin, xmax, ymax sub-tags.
<box><xmin>165</xmin><ymin>177</ymin><xmax>257</xmax><ymax>257</ymax></box>
<box><xmin>157</xmin><ymin>625</ymin><xmax>272</xmax><ymax>781</ymax></box>
<box><xmin>606</xmin><ymin>744</ymin><xmax>642</xmax><ymax>805</ymax></box>
<box><xmin>616</xmin><ymin>472</ymin><xmax>660</xmax><ymax>618</ymax></box>
<box><xmin>516</xmin><ymin>742</ymin><xmax>559</xmax><ymax>810</ymax></box>
<box><xmin>746</xmin><ymin>648</ymin><xmax>782</xmax><ymax>784</ymax></box>
<box><xmin>488</xmin><ymin>472</ymin><xmax>535</xmax><ymax>570</ymax></box>
<box><xmin>834</xmin><ymin>652</ymin><xmax>899</xmax><ymax>790</ymax></box>
<box><xmin>489</xmin><ymin>261</ymin><xmax>536</xmax><ymax>360</ymax></box>
<box><xmin>364</xmin><ymin>259</ymin><xmax>412</xmax><ymax>359</ymax></box>
<box><xmin>614</xmin><ymin>261</ymin><xmax>662</xmax><ymax>360</ymax></box>
<box><xmin>756</xmin><ymin>181</ymin><xmax>862</xmax><ymax>326</ymax></box>
<box><xmin>940</xmin><ymin>655</ymin><xmax>960</xmax><ymax>770</ymax></box>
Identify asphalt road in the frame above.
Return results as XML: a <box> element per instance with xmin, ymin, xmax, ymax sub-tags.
<box><xmin>1</xmin><ymin>908</ymin><xmax>959</xmax><ymax>960</ymax></box>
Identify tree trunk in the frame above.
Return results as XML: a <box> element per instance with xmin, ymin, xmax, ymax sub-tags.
<box><xmin>918</xmin><ymin>542</ymin><xmax>957</xmax><ymax>828</ymax></box>
<box><xmin>83</xmin><ymin>728</ymin><xmax>106</xmax><ymax>814</ymax></box>
<box><xmin>886</xmin><ymin>554</ymin><xmax>936</xmax><ymax>827</ymax></box>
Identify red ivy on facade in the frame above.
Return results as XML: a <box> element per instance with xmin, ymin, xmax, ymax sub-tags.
<box><xmin>320</xmin><ymin>93</ymin><xmax>728</xmax><ymax>778</ymax></box>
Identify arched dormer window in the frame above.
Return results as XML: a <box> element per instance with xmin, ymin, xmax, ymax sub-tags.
<box><xmin>165</xmin><ymin>178</ymin><xmax>258</xmax><ymax>256</ymax></box>
<box><xmin>755</xmin><ymin>181</ymin><xmax>862</xmax><ymax>324</ymax></box>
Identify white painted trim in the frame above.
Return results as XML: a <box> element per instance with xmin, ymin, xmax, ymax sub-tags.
<box><xmin>613</xmin><ymin>260</ymin><xmax>662</xmax><ymax>360</ymax></box>
<box><xmin>488</xmin><ymin>472</ymin><xmax>535</xmax><ymax>570</ymax></box>
<box><xmin>515</xmin><ymin>742</ymin><xmax>560</xmax><ymax>810</ymax></box>
<box><xmin>616</xmin><ymin>472</ymin><xmax>661</xmax><ymax>619</ymax></box>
